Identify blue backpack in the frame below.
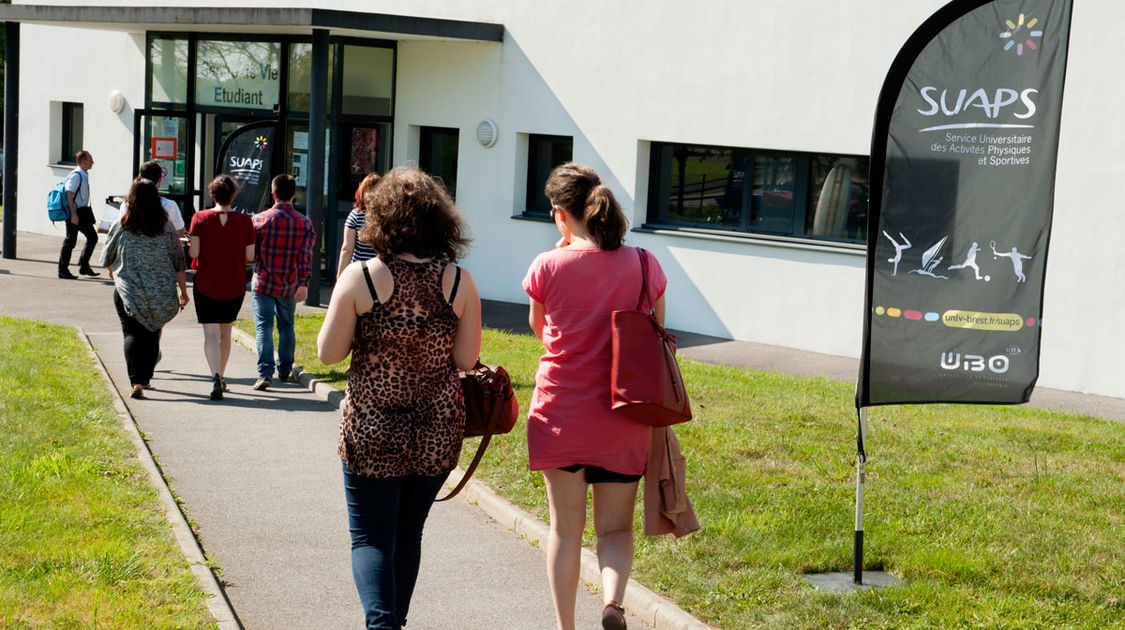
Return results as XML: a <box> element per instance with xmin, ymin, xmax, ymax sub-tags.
<box><xmin>47</xmin><ymin>181</ymin><xmax>69</xmax><ymax>222</ymax></box>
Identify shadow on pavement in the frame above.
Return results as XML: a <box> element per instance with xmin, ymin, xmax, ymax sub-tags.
<box><xmin>126</xmin><ymin>370</ymin><xmax>334</xmax><ymax>413</ymax></box>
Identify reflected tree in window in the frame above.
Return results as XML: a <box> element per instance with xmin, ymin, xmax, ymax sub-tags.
<box><xmin>668</xmin><ymin>146</ymin><xmax>743</xmax><ymax>227</ymax></box>
<box><xmin>150</xmin><ymin>38</ymin><xmax>188</xmax><ymax>105</ymax></box>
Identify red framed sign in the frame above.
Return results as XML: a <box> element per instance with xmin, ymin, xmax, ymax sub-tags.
<box><xmin>151</xmin><ymin>137</ymin><xmax>177</xmax><ymax>160</ymax></box>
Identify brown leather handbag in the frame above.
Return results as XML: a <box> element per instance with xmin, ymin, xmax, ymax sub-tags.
<box><xmin>435</xmin><ymin>362</ymin><xmax>519</xmax><ymax>501</ymax></box>
<box><xmin>610</xmin><ymin>248</ymin><xmax>692</xmax><ymax>427</ymax></box>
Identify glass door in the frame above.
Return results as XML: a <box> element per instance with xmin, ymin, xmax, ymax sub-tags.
<box><xmin>325</xmin><ymin>119</ymin><xmax>390</xmax><ymax>278</ymax></box>
<box><xmin>133</xmin><ymin>109</ymin><xmax>194</xmax><ymax>223</ymax></box>
<box><xmin>338</xmin><ymin>120</ymin><xmax>391</xmax><ymax>203</ymax></box>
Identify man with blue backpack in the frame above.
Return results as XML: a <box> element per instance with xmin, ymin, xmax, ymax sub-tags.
<box><xmin>56</xmin><ymin>150</ymin><xmax>99</xmax><ymax>279</ymax></box>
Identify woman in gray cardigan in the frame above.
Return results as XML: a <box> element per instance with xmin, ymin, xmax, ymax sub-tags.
<box><xmin>101</xmin><ymin>178</ymin><xmax>189</xmax><ymax>398</ymax></box>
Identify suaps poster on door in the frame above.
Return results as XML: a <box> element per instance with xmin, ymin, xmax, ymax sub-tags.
<box><xmin>857</xmin><ymin>0</ymin><xmax>1073</xmax><ymax>406</ymax></box>
<box><xmin>218</xmin><ymin>121</ymin><xmax>277</xmax><ymax>215</ymax></box>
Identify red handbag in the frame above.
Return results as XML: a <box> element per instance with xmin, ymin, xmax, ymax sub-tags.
<box><xmin>610</xmin><ymin>248</ymin><xmax>692</xmax><ymax>427</ymax></box>
<box><xmin>435</xmin><ymin>362</ymin><xmax>518</xmax><ymax>502</ymax></box>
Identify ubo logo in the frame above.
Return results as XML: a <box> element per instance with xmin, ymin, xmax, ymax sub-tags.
<box><xmin>940</xmin><ymin>352</ymin><xmax>1011</xmax><ymax>374</ymax></box>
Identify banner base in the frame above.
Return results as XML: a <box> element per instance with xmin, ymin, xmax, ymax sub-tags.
<box><xmin>801</xmin><ymin>571</ymin><xmax>903</xmax><ymax>593</ymax></box>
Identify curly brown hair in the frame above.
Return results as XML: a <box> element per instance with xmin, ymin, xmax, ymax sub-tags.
<box><xmin>358</xmin><ymin>166</ymin><xmax>470</xmax><ymax>261</ymax></box>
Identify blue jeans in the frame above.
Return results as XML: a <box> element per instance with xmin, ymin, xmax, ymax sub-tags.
<box><xmin>251</xmin><ymin>292</ymin><xmax>296</xmax><ymax>379</ymax></box>
<box><xmin>342</xmin><ymin>462</ymin><xmax>449</xmax><ymax>630</ymax></box>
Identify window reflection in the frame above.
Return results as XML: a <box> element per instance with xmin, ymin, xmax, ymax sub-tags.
<box><xmin>287</xmin><ymin>43</ymin><xmax>335</xmax><ymax>113</ymax></box>
<box><xmin>667</xmin><ymin>146</ymin><xmax>745</xmax><ymax>227</ymax></box>
<box><xmin>150</xmin><ymin>38</ymin><xmax>188</xmax><ymax>105</ymax></box>
<box><xmin>807</xmin><ymin>156</ymin><xmax>869</xmax><ymax>241</ymax></box>
<box><xmin>650</xmin><ymin>142</ymin><xmax>869</xmax><ymax>243</ymax></box>
<box><xmin>748</xmin><ymin>154</ymin><xmax>795</xmax><ymax>232</ymax></box>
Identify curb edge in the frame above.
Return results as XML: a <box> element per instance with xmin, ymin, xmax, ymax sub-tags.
<box><xmin>79</xmin><ymin>327</ymin><xmax>242</xmax><ymax>630</ymax></box>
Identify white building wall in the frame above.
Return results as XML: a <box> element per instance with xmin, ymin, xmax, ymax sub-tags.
<box><xmin>10</xmin><ymin>0</ymin><xmax>1125</xmax><ymax>399</ymax></box>
<box><xmin>17</xmin><ymin>24</ymin><xmax>146</xmax><ymax>235</ymax></box>
<box><xmin>1036</xmin><ymin>2</ymin><xmax>1125</xmax><ymax>397</ymax></box>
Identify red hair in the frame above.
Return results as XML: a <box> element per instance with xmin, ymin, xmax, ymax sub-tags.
<box><xmin>353</xmin><ymin>172</ymin><xmax>382</xmax><ymax>208</ymax></box>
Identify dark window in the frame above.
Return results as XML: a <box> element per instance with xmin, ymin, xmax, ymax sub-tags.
<box><xmin>60</xmin><ymin>103</ymin><xmax>84</xmax><ymax>165</ymax></box>
<box><xmin>526</xmin><ymin>134</ymin><xmax>573</xmax><ymax>215</ymax></box>
<box><xmin>419</xmin><ymin>127</ymin><xmax>459</xmax><ymax>199</ymax></box>
<box><xmin>648</xmin><ymin>142</ymin><xmax>869</xmax><ymax>243</ymax></box>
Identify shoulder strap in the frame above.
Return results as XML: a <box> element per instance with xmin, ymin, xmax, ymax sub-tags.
<box><xmin>360</xmin><ymin>260</ymin><xmax>379</xmax><ymax>303</ymax></box>
<box><xmin>434</xmin><ymin>430</ymin><xmax>492</xmax><ymax>502</ymax></box>
<box><xmin>447</xmin><ymin>265</ymin><xmax>462</xmax><ymax>306</ymax></box>
<box><xmin>76</xmin><ymin>170</ymin><xmax>88</xmax><ymax>204</ymax></box>
<box><xmin>435</xmin><ymin>361</ymin><xmax>496</xmax><ymax>503</ymax></box>
<box><xmin>635</xmin><ymin>248</ymin><xmax>652</xmax><ymax>313</ymax></box>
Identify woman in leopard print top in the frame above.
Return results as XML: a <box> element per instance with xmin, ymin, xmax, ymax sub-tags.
<box><xmin>318</xmin><ymin>166</ymin><xmax>481</xmax><ymax>630</ymax></box>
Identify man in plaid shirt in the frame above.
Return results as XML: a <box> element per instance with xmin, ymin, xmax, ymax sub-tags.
<box><xmin>251</xmin><ymin>174</ymin><xmax>315</xmax><ymax>391</ymax></box>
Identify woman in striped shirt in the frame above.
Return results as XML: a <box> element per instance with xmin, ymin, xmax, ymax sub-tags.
<box><xmin>336</xmin><ymin>172</ymin><xmax>382</xmax><ymax>277</ymax></box>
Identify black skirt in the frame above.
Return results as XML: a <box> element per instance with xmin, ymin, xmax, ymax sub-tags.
<box><xmin>193</xmin><ymin>286</ymin><xmax>244</xmax><ymax>324</ymax></box>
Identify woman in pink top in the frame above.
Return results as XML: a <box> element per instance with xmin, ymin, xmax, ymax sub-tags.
<box><xmin>523</xmin><ymin>163</ymin><xmax>667</xmax><ymax>630</ymax></box>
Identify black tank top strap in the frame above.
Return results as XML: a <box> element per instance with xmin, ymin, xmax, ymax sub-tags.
<box><xmin>361</xmin><ymin>259</ymin><xmax>379</xmax><ymax>303</ymax></box>
<box><xmin>447</xmin><ymin>264</ymin><xmax>461</xmax><ymax>306</ymax></box>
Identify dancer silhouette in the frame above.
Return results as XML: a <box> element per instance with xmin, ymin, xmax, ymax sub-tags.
<box><xmin>882</xmin><ymin>231</ymin><xmax>912</xmax><ymax>276</ymax></box>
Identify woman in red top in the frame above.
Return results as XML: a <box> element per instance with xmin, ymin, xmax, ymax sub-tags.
<box><xmin>188</xmin><ymin>175</ymin><xmax>256</xmax><ymax>400</ymax></box>
<box><xmin>523</xmin><ymin>163</ymin><xmax>667</xmax><ymax>630</ymax></box>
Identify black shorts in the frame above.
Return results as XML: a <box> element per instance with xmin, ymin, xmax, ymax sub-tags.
<box><xmin>193</xmin><ymin>287</ymin><xmax>244</xmax><ymax>324</ymax></box>
<box><xmin>558</xmin><ymin>464</ymin><xmax>641</xmax><ymax>484</ymax></box>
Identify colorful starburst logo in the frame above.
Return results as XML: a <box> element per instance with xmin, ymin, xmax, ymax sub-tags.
<box><xmin>999</xmin><ymin>13</ymin><xmax>1043</xmax><ymax>56</ymax></box>
<box><xmin>255</xmin><ymin>136</ymin><xmax>269</xmax><ymax>150</ymax></box>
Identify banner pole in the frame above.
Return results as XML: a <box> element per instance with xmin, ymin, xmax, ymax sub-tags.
<box><xmin>853</xmin><ymin>406</ymin><xmax>868</xmax><ymax>585</ymax></box>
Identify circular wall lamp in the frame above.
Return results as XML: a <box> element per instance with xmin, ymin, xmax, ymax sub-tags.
<box><xmin>108</xmin><ymin>90</ymin><xmax>126</xmax><ymax>114</ymax></box>
<box><xmin>476</xmin><ymin>119</ymin><xmax>498</xmax><ymax>148</ymax></box>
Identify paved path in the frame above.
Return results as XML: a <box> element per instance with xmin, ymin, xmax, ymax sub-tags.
<box><xmin>0</xmin><ymin>232</ymin><xmax>649</xmax><ymax>630</ymax></box>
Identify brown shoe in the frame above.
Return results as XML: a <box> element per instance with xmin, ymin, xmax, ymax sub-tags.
<box><xmin>252</xmin><ymin>377</ymin><xmax>271</xmax><ymax>391</ymax></box>
<box><xmin>602</xmin><ymin>602</ymin><xmax>626</xmax><ymax>630</ymax></box>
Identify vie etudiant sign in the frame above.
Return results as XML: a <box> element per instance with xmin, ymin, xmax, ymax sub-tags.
<box><xmin>194</xmin><ymin>41</ymin><xmax>281</xmax><ymax>111</ymax></box>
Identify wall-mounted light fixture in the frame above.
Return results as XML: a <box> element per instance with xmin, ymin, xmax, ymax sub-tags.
<box><xmin>108</xmin><ymin>90</ymin><xmax>126</xmax><ymax>114</ymax></box>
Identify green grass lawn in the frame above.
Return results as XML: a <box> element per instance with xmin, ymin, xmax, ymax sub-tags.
<box><xmin>238</xmin><ymin>314</ymin><xmax>1125</xmax><ymax>629</ymax></box>
<box><xmin>0</xmin><ymin>316</ymin><xmax>216</xmax><ymax>629</ymax></box>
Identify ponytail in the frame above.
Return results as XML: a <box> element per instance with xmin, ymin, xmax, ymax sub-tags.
<box><xmin>583</xmin><ymin>184</ymin><xmax>626</xmax><ymax>250</ymax></box>
<box><xmin>544</xmin><ymin>162</ymin><xmax>628</xmax><ymax>251</ymax></box>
